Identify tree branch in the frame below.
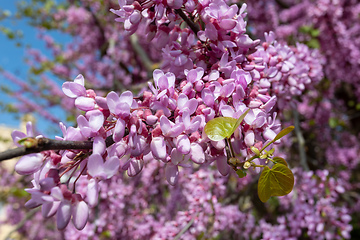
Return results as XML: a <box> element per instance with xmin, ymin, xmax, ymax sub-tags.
<box><xmin>292</xmin><ymin>104</ymin><xmax>310</xmax><ymax>171</ymax></box>
<box><xmin>0</xmin><ymin>135</ymin><xmax>116</xmax><ymax>162</ymax></box>
<box><xmin>174</xmin><ymin>9</ymin><xmax>200</xmax><ymax>36</ymax></box>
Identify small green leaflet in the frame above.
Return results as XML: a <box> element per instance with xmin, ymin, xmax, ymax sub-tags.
<box><xmin>273</xmin><ymin>126</ymin><xmax>295</xmax><ymax>142</ymax></box>
<box><xmin>204</xmin><ymin>117</ymin><xmax>237</xmax><ymax>141</ymax></box>
<box><xmin>258</xmin><ymin>164</ymin><xmax>294</xmax><ymax>202</ymax></box>
<box><xmin>232</xmin><ymin>109</ymin><xmax>250</xmax><ymax>135</ymax></box>
<box><xmin>260</xmin><ymin>125</ymin><xmax>295</xmax><ymax>152</ymax></box>
<box><xmin>18</xmin><ymin>137</ymin><xmax>37</xmax><ymax>148</ymax></box>
<box><xmin>236</xmin><ymin>169</ymin><xmax>247</xmax><ymax>178</ymax></box>
<box><xmin>204</xmin><ymin>110</ymin><xmax>249</xmax><ymax>141</ymax></box>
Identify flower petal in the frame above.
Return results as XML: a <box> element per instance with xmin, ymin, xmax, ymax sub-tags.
<box><xmin>72</xmin><ymin>201</ymin><xmax>89</xmax><ymax>230</ymax></box>
<box><xmin>56</xmin><ymin>201</ymin><xmax>71</xmax><ymax>230</ymax></box>
<box><xmin>216</xmin><ymin>155</ymin><xmax>229</xmax><ymax>176</ymax></box>
<box><xmin>62</xmin><ymin>82</ymin><xmax>86</xmax><ymax>98</ymax></box>
<box><xmin>165</xmin><ymin>163</ymin><xmax>179</xmax><ymax>185</ymax></box>
<box><xmin>127</xmin><ymin>159</ymin><xmax>143</xmax><ymax>177</ymax></box>
<box><xmin>104</xmin><ymin>156</ymin><xmax>120</xmax><ymax>179</ymax></box>
<box><xmin>170</xmin><ymin>148</ymin><xmax>184</xmax><ymax>165</ymax></box>
<box><xmin>106</xmin><ymin>91</ymin><xmax>120</xmax><ymax>115</ymax></box>
<box><xmin>42</xmin><ymin>200</ymin><xmax>61</xmax><ymax>218</ymax></box>
<box><xmin>93</xmin><ymin>136</ymin><xmax>106</xmax><ymax>155</ymax></box>
<box><xmin>87</xmin><ymin>179</ymin><xmax>99</xmax><ymax>207</ymax></box>
<box><xmin>87</xmin><ymin>154</ymin><xmax>105</xmax><ymax>178</ymax></box>
<box><xmin>15</xmin><ymin>153</ymin><xmax>43</xmax><ymax>175</ymax></box>
<box><xmin>113</xmin><ymin>118</ymin><xmax>126</xmax><ymax>142</ymax></box>
<box><xmin>176</xmin><ymin>135</ymin><xmax>191</xmax><ymax>154</ymax></box>
<box><xmin>151</xmin><ymin>136</ymin><xmax>167</xmax><ymax>160</ymax></box>
<box><xmin>87</xmin><ymin>110</ymin><xmax>104</xmax><ymax>132</ymax></box>
<box><xmin>190</xmin><ymin>143</ymin><xmax>205</xmax><ymax>164</ymax></box>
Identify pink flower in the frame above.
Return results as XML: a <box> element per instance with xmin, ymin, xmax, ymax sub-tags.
<box><xmin>62</xmin><ymin>74</ymin><xmax>95</xmax><ymax>111</ymax></box>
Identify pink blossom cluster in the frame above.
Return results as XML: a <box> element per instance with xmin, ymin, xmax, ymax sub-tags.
<box><xmin>253</xmin><ymin>32</ymin><xmax>324</xmax><ymax>109</ymax></box>
<box><xmin>247</xmin><ymin>0</ymin><xmax>360</xmax><ymax>100</ymax></box>
<box><xmin>61</xmin><ymin>166</ymin><xmax>261</xmax><ymax>239</ymax></box>
<box><xmin>9</xmin><ymin>0</ymin><xmax>322</xmax><ymax>230</ymax></box>
<box><xmin>6</xmin><ymin>1</ymin><xmax>324</xmax><ymax>232</ymax></box>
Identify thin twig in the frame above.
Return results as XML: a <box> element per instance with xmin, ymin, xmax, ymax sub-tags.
<box><xmin>173</xmin><ymin>217</ymin><xmax>195</xmax><ymax>240</ymax></box>
<box><xmin>174</xmin><ymin>9</ymin><xmax>200</xmax><ymax>36</ymax></box>
<box><xmin>292</xmin><ymin>103</ymin><xmax>309</xmax><ymax>171</ymax></box>
<box><xmin>130</xmin><ymin>34</ymin><xmax>155</xmax><ymax>73</ymax></box>
<box><xmin>224</xmin><ymin>138</ymin><xmax>234</xmax><ymax>162</ymax></box>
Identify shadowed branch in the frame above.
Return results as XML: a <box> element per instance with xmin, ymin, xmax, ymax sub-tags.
<box><xmin>0</xmin><ymin>135</ymin><xmax>116</xmax><ymax>162</ymax></box>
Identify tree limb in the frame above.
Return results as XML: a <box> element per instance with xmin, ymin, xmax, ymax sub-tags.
<box><xmin>0</xmin><ymin>135</ymin><xmax>116</xmax><ymax>162</ymax></box>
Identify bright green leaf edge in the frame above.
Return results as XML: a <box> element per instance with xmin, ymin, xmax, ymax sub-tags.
<box><xmin>273</xmin><ymin>126</ymin><xmax>295</xmax><ymax>141</ymax></box>
<box><xmin>273</xmin><ymin>157</ymin><xmax>288</xmax><ymax>167</ymax></box>
<box><xmin>232</xmin><ymin>109</ymin><xmax>250</xmax><ymax>134</ymax></box>
<box><xmin>260</xmin><ymin>125</ymin><xmax>295</xmax><ymax>152</ymax></box>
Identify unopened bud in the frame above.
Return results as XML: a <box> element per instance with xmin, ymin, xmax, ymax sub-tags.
<box><xmin>243</xmin><ymin>161</ymin><xmax>251</xmax><ymax>169</ymax></box>
<box><xmin>18</xmin><ymin>137</ymin><xmax>38</xmax><ymax>148</ymax></box>
<box><xmin>250</xmin><ymin>146</ymin><xmax>260</xmax><ymax>156</ymax></box>
<box><xmin>229</xmin><ymin>157</ymin><xmax>239</xmax><ymax>166</ymax></box>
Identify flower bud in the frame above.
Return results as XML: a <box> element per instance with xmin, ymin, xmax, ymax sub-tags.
<box><xmin>243</xmin><ymin>161</ymin><xmax>251</xmax><ymax>169</ymax></box>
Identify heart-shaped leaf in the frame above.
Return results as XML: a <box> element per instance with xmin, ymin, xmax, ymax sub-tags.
<box><xmin>258</xmin><ymin>164</ymin><xmax>294</xmax><ymax>202</ymax></box>
<box><xmin>204</xmin><ymin>111</ymin><xmax>249</xmax><ymax>142</ymax></box>
<box><xmin>204</xmin><ymin>117</ymin><xmax>237</xmax><ymax>141</ymax></box>
<box><xmin>273</xmin><ymin>126</ymin><xmax>295</xmax><ymax>142</ymax></box>
<box><xmin>273</xmin><ymin>157</ymin><xmax>288</xmax><ymax>167</ymax></box>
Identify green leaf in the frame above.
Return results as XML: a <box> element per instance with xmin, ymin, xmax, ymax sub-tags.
<box><xmin>356</xmin><ymin>103</ymin><xmax>360</xmax><ymax>111</ymax></box>
<box><xmin>328</xmin><ymin>117</ymin><xmax>337</xmax><ymax>128</ymax></box>
<box><xmin>204</xmin><ymin>117</ymin><xmax>237</xmax><ymax>141</ymax></box>
<box><xmin>266</xmin><ymin>148</ymin><xmax>275</xmax><ymax>155</ymax></box>
<box><xmin>310</xmin><ymin>29</ymin><xmax>320</xmax><ymax>37</ymax></box>
<box><xmin>273</xmin><ymin>157</ymin><xmax>288</xmax><ymax>167</ymax></box>
<box><xmin>232</xmin><ymin>109</ymin><xmax>250</xmax><ymax>134</ymax></box>
<box><xmin>236</xmin><ymin>169</ymin><xmax>247</xmax><ymax>178</ymax></box>
<box><xmin>258</xmin><ymin>164</ymin><xmax>294</xmax><ymax>202</ymax></box>
<box><xmin>299</xmin><ymin>25</ymin><xmax>312</xmax><ymax>33</ymax></box>
<box><xmin>100</xmin><ymin>230</ymin><xmax>112</xmax><ymax>238</ymax></box>
<box><xmin>204</xmin><ymin>110</ymin><xmax>249</xmax><ymax>142</ymax></box>
<box><xmin>10</xmin><ymin>188</ymin><xmax>29</xmax><ymax>198</ymax></box>
<box><xmin>306</xmin><ymin>39</ymin><xmax>320</xmax><ymax>49</ymax></box>
<box><xmin>273</xmin><ymin>126</ymin><xmax>295</xmax><ymax>141</ymax></box>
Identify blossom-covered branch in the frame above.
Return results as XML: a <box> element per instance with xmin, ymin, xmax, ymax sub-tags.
<box><xmin>0</xmin><ymin>134</ymin><xmax>118</xmax><ymax>162</ymax></box>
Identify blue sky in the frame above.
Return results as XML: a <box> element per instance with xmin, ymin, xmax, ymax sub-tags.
<box><xmin>0</xmin><ymin>1</ymin><xmax>71</xmax><ymax>136</ymax></box>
